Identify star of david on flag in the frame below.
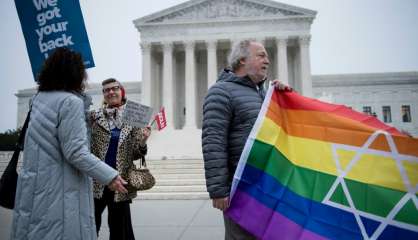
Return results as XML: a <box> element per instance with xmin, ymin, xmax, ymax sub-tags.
<box><xmin>227</xmin><ymin>87</ymin><xmax>418</xmax><ymax>240</ymax></box>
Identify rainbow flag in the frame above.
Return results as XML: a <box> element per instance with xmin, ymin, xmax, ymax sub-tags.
<box><xmin>226</xmin><ymin>87</ymin><xmax>418</xmax><ymax>240</ymax></box>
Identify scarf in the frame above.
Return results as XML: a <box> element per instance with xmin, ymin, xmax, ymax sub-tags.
<box><xmin>104</xmin><ymin>105</ymin><xmax>125</xmax><ymax>129</ymax></box>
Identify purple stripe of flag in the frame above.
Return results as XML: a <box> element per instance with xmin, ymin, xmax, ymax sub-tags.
<box><xmin>227</xmin><ymin>189</ymin><xmax>326</xmax><ymax>240</ymax></box>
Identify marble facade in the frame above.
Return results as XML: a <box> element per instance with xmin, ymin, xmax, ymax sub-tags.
<box><xmin>134</xmin><ymin>0</ymin><xmax>317</xmax><ymax>131</ymax></box>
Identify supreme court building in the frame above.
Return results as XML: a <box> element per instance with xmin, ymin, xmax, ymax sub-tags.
<box><xmin>133</xmin><ymin>0</ymin><xmax>315</xmax><ymax>158</ymax></box>
<box><xmin>134</xmin><ymin>0</ymin><xmax>316</xmax><ymax>131</ymax></box>
<box><xmin>15</xmin><ymin>0</ymin><xmax>418</xmax><ymax>159</ymax></box>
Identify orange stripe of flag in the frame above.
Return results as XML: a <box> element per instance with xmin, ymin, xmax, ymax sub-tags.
<box><xmin>266</xmin><ymin>101</ymin><xmax>418</xmax><ymax>157</ymax></box>
<box><xmin>271</xmin><ymin>91</ymin><xmax>402</xmax><ymax>136</ymax></box>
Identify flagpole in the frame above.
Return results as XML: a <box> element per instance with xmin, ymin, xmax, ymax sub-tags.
<box><xmin>150</xmin><ymin>118</ymin><xmax>156</xmax><ymax>127</ymax></box>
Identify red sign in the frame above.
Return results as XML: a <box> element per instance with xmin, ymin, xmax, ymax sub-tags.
<box><xmin>155</xmin><ymin>107</ymin><xmax>167</xmax><ymax>131</ymax></box>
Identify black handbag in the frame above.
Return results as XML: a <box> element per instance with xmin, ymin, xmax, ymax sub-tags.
<box><xmin>0</xmin><ymin>110</ymin><xmax>31</xmax><ymax>209</ymax></box>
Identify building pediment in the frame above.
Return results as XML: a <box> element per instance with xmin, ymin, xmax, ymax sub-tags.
<box><xmin>134</xmin><ymin>0</ymin><xmax>316</xmax><ymax>26</ymax></box>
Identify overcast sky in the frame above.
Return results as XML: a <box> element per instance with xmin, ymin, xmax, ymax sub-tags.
<box><xmin>1</xmin><ymin>0</ymin><xmax>417</xmax><ymax>131</ymax></box>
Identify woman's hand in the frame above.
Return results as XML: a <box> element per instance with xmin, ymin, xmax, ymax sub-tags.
<box><xmin>108</xmin><ymin>175</ymin><xmax>128</xmax><ymax>193</ymax></box>
<box><xmin>140</xmin><ymin>126</ymin><xmax>151</xmax><ymax>146</ymax></box>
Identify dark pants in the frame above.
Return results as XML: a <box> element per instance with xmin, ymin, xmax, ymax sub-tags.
<box><xmin>94</xmin><ymin>187</ymin><xmax>135</xmax><ymax>240</ymax></box>
<box><xmin>223</xmin><ymin>214</ymin><xmax>256</xmax><ymax>240</ymax></box>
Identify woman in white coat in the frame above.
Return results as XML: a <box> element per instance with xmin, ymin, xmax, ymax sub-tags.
<box><xmin>10</xmin><ymin>47</ymin><xmax>127</xmax><ymax>240</ymax></box>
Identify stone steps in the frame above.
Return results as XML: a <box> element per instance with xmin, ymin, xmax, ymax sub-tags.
<box><xmin>143</xmin><ymin>163</ymin><xmax>203</xmax><ymax>169</ymax></box>
<box><xmin>138</xmin><ymin>159</ymin><xmax>208</xmax><ymax>200</ymax></box>
<box><xmin>135</xmin><ymin>192</ymin><xmax>209</xmax><ymax>200</ymax></box>
<box><xmin>151</xmin><ymin>168</ymin><xmax>205</xmax><ymax>174</ymax></box>
<box><xmin>146</xmin><ymin>159</ymin><xmax>203</xmax><ymax>165</ymax></box>
<box><xmin>0</xmin><ymin>152</ymin><xmax>208</xmax><ymax>200</ymax></box>
<box><xmin>142</xmin><ymin>185</ymin><xmax>206</xmax><ymax>193</ymax></box>
<box><xmin>151</xmin><ymin>173</ymin><xmax>205</xmax><ymax>179</ymax></box>
<box><xmin>156</xmin><ymin>178</ymin><xmax>206</xmax><ymax>186</ymax></box>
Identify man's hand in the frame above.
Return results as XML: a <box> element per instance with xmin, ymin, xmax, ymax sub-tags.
<box><xmin>108</xmin><ymin>175</ymin><xmax>128</xmax><ymax>193</ymax></box>
<box><xmin>271</xmin><ymin>79</ymin><xmax>292</xmax><ymax>91</ymax></box>
<box><xmin>212</xmin><ymin>197</ymin><xmax>230</xmax><ymax>211</ymax></box>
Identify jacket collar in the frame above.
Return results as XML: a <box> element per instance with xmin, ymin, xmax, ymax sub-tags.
<box><xmin>217</xmin><ymin>68</ymin><xmax>265</xmax><ymax>89</ymax></box>
<box><xmin>94</xmin><ymin>109</ymin><xmax>111</xmax><ymax>132</ymax></box>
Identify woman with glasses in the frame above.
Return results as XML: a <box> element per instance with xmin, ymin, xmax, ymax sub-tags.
<box><xmin>10</xmin><ymin>48</ymin><xmax>128</xmax><ymax>240</ymax></box>
<box><xmin>90</xmin><ymin>78</ymin><xmax>151</xmax><ymax>240</ymax></box>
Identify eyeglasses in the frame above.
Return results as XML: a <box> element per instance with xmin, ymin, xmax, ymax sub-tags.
<box><xmin>103</xmin><ymin>86</ymin><xmax>120</xmax><ymax>93</ymax></box>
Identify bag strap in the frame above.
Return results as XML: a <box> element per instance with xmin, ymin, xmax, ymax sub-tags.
<box><xmin>140</xmin><ymin>155</ymin><xmax>147</xmax><ymax>168</ymax></box>
<box><xmin>17</xmin><ymin>94</ymin><xmax>38</xmax><ymax>150</ymax></box>
<box><xmin>16</xmin><ymin>110</ymin><xmax>31</xmax><ymax>150</ymax></box>
<box><xmin>8</xmin><ymin>109</ymin><xmax>31</xmax><ymax>170</ymax></box>
<box><xmin>9</xmin><ymin>91</ymin><xmax>37</xmax><ymax>169</ymax></box>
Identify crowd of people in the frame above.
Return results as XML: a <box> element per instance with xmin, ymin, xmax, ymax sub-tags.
<box><xmin>10</xmin><ymin>39</ymin><xmax>290</xmax><ymax>240</ymax></box>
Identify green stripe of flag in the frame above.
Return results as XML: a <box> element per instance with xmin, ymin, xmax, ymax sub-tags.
<box><xmin>247</xmin><ymin>140</ymin><xmax>416</xmax><ymax>225</ymax></box>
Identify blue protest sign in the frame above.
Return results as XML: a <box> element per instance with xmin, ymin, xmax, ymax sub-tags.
<box><xmin>14</xmin><ymin>0</ymin><xmax>95</xmax><ymax>80</ymax></box>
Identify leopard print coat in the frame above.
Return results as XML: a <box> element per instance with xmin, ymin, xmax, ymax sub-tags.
<box><xmin>90</xmin><ymin>108</ymin><xmax>148</xmax><ymax>202</ymax></box>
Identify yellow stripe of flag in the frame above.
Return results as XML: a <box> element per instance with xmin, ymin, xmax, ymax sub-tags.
<box><xmin>256</xmin><ymin>117</ymin><xmax>412</xmax><ymax>193</ymax></box>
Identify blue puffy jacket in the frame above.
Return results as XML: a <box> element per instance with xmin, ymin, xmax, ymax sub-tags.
<box><xmin>202</xmin><ymin>69</ymin><xmax>266</xmax><ymax>198</ymax></box>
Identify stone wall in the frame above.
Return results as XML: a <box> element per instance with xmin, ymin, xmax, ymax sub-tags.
<box><xmin>313</xmin><ymin>72</ymin><xmax>418</xmax><ymax>137</ymax></box>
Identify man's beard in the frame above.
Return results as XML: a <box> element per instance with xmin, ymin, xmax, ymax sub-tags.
<box><xmin>248</xmin><ymin>72</ymin><xmax>266</xmax><ymax>84</ymax></box>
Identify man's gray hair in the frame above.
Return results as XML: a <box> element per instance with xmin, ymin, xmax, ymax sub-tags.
<box><xmin>228</xmin><ymin>39</ymin><xmax>254</xmax><ymax>71</ymax></box>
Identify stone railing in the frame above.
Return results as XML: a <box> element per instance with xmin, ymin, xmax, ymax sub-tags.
<box><xmin>0</xmin><ymin>151</ymin><xmax>23</xmax><ymax>175</ymax></box>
